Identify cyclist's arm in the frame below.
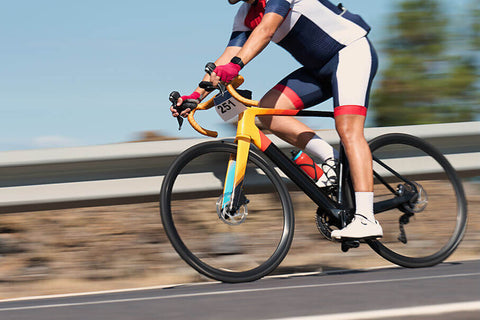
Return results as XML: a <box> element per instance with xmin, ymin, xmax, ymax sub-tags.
<box><xmin>172</xmin><ymin>46</ymin><xmax>241</xmax><ymax>117</ymax></box>
<box><xmin>230</xmin><ymin>12</ymin><xmax>284</xmax><ymax>67</ymax></box>
<box><xmin>194</xmin><ymin>46</ymin><xmax>242</xmax><ymax>99</ymax></box>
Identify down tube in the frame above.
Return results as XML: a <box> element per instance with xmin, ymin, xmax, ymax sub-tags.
<box><xmin>261</xmin><ymin>141</ymin><xmax>338</xmax><ymax>211</ymax></box>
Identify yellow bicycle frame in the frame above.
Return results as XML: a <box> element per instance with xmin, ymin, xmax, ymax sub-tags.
<box><xmin>188</xmin><ymin>76</ymin><xmax>303</xmax><ymax>211</ymax></box>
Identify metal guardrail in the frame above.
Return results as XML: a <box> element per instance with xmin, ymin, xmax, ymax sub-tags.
<box><xmin>0</xmin><ymin>122</ymin><xmax>479</xmax><ymax>213</ymax></box>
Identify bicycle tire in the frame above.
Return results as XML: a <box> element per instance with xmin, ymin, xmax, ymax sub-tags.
<box><xmin>366</xmin><ymin>133</ymin><xmax>467</xmax><ymax>268</ymax></box>
<box><xmin>160</xmin><ymin>140</ymin><xmax>294</xmax><ymax>283</ymax></box>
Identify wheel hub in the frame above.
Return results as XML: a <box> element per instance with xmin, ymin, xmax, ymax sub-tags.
<box><xmin>216</xmin><ymin>195</ymin><xmax>248</xmax><ymax>226</ymax></box>
<box><xmin>397</xmin><ymin>182</ymin><xmax>428</xmax><ymax>214</ymax></box>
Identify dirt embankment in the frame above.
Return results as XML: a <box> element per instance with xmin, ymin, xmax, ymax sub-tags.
<box><xmin>0</xmin><ymin>181</ymin><xmax>479</xmax><ymax>299</ymax></box>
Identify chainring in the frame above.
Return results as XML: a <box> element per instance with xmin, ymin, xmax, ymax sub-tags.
<box><xmin>316</xmin><ymin>208</ymin><xmax>339</xmax><ymax>241</ymax></box>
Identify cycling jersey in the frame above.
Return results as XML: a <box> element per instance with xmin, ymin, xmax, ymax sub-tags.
<box><xmin>229</xmin><ymin>0</ymin><xmax>371</xmax><ymax>69</ymax></box>
<box><xmin>228</xmin><ymin>0</ymin><xmax>377</xmax><ymax>114</ymax></box>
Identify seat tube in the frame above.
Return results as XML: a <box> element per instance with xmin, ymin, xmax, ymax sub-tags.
<box><xmin>337</xmin><ymin>143</ymin><xmax>355</xmax><ymax>209</ymax></box>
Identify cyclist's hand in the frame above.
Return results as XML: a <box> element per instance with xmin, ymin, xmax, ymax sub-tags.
<box><xmin>170</xmin><ymin>92</ymin><xmax>200</xmax><ymax>118</ymax></box>
<box><xmin>211</xmin><ymin>62</ymin><xmax>241</xmax><ymax>85</ymax></box>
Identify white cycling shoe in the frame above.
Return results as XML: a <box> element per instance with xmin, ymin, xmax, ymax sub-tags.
<box><xmin>331</xmin><ymin>214</ymin><xmax>383</xmax><ymax>240</ymax></box>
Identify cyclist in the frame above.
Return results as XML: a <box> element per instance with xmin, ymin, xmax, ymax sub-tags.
<box><xmin>171</xmin><ymin>0</ymin><xmax>382</xmax><ymax>240</ymax></box>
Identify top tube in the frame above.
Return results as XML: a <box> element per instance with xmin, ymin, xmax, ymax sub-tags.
<box><xmin>187</xmin><ymin>75</ymin><xmax>334</xmax><ymax>138</ymax></box>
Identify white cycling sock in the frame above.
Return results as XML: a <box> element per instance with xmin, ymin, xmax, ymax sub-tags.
<box><xmin>355</xmin><ymin>192</ymin><xmax>374</xmax><ymax>221</ymax></box>
<box><xmin>304</xmin><ymin>135</ymin><xmax>339</xmax><ymax>162</ymax></box>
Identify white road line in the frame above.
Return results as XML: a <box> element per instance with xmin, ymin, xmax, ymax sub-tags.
<box><xmin>0</xmin><ymin>265</ymin><xmax>395</xmax><ymax>303</ymax></box>
<box><xmin>0</xmin><ymin>283</ymin><xmax>197</xmax><ymax>303</ymax></box>
<box><xmin>2</xmin><ymin>260</ymin><xmax>475</xmax><ymax>303</ymax></box>
<box><xmin>0</xmin><ymin>272</ymin><xmax>478</xmax><ymax>312</ymax></box>
<box><xmin>272</xmin><ymin>301</ymin><xmax>480</xmax><ymax>320</ymax></box>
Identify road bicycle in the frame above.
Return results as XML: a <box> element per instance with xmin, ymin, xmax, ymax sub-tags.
<box><xmin>160</xmin><ymin>64</ymin><xmax>467</xmax><ymax>283</ymax></box>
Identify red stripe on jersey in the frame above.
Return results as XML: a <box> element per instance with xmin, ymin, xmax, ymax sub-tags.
<box><xmin>273</xmin><ymin>84</ymin><xmax>304</xmax><ymax>110</ymax></box>
<box><xmin>334</xmin><ymin>105</ymin><xmax>367</xmax><ymax>117</ymax></box>
<box><xmin>244</xmin><ymin>0</ymin><xmax>266</xmax><ymax>29</ymax></box>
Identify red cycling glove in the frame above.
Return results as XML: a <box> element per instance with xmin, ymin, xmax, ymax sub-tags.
<box><xmin>214</xmin><ymin>62</ymin><xmax>242</xmax><ymax>83</ymax></box>
<box><xmin>179</xmin><ymin>91</ymin><xmax>201</xmax><ymax>104</ymax></box>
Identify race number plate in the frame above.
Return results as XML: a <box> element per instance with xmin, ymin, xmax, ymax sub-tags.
<box><xmin>213</xmin><ymin>92</ymin><xmax>247</xmax><ymax>122</ymax></box>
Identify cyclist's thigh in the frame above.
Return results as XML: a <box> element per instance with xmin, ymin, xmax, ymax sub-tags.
<box><xmin>332</xmin><ymin>37</ymin><xmax>378</xmax><ymax>109</ymax></box>
<box><xmin>261</xmin><ymin>67</ymin><xmax>332</xmax><ymax>110</ymax></box>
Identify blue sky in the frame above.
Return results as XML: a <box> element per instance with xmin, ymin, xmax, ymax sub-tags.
<box><xmin>0</xmin><ymin>0</ymin><xmax>470</xmax><ymax>151</ymax></box>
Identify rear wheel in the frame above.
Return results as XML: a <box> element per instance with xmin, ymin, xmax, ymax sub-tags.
<box><xmin>160</xmin><ymin>141</ymin><xmax>294</xmax><ymax>282</ymax></box>
<box><xmin>367</xmin><ymin>133</ymin><xmax>467</xmax><ymax>267</ymax></box>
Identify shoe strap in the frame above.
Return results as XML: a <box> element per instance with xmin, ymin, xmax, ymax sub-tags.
<box><xmin>354</xmin><ymin>213</ymin><xmax>373</xmax><ymax>222</ymax></box>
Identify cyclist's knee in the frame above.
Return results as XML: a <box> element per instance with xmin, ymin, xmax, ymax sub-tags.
<box><xmin>335</xmin><ymin>115</ymin><xmax>366</xmax><ymax>144</ymax></box>
<box><xmin>338</xmin><ymin>131</ymin><xmax>364</xmax><ymax>147</ymax></box>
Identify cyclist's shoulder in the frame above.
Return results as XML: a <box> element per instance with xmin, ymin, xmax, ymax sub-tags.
<box><xmin>232</xmin><ymin>3</ymin><xmax>251</xmax><ymax>31</ymax></box>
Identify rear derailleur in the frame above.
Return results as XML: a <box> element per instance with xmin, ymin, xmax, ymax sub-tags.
<box><xmin>396</xmin><ymin>182</ymin><xmax>428</xmax><ymax>244</ymax></box>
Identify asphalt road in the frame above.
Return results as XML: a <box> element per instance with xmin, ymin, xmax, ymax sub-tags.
<box><xmin>0</xmin><ymin>259</ymin><xmax>479</xmax><ymax>320</ymax></box>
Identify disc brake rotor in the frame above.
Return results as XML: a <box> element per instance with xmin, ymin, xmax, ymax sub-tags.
<box><xmin>402</xmin><ymin>182</ymin><xmax>428</xmax><ymax>213</ymax></box>
<box><xmin>216</xmin><ymin>195</ymin><xmax>248</xmax><ymax>226</ymax></box>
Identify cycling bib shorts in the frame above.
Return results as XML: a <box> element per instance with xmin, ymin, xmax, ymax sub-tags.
<box><xmin>228</xmin><ymin>0</ymin><xmax>378</xmax><ymax>116</ymax></box>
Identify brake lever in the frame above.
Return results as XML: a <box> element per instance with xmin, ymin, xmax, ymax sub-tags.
<box><xmin>169</xmin><ymin>91</ymin><xmax>184</xmax><ymax>130</ymax></box>
<box><xmin>199</xmin><ymin>81</ymin><xmax>226</xmax><ymax>95</ymax></box>
<box><xmin>217</xmin><ymin>83</ymin><xmax>227</xmax><ymax>96</ymax></box>
<box><xmin>169</xmin><ymin>62</ymin><xmax>229</xmax><ymax>131</ymax></box>
<box><xmin>199</xmin><ymin>81</ymin><xmax>216</xmax><ymax>92</ymax></box>
<box><xmin>204</xmin><ymin>62</ymin><xmax>227</xmax><ymax>96</ymax></box>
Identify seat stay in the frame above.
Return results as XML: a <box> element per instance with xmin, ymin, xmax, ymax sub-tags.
<box><xmin>371</xmin><ymin>155</ymin><xmax>419</xmax><ymax>215</ymax></box>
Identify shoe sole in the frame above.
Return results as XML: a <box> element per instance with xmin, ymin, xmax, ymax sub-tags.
<box><xmin>333</xmin><ymin>235</ymin><xmax>383</xmax><ymax>241</ymax></box>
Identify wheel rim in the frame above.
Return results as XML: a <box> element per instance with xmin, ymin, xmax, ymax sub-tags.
<box><xmin>161</xmin><ymin>142</ymin><xmax>293</xmax><ymax>281</ymax></box>
<box><xmin>368</xmin><ymin>134</ymin><xmax>467</xmax><ymax>266</ymax></box>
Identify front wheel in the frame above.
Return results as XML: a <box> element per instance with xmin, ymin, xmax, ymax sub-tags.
<box><xmin>367</xmin><ymin>133</ymin><xmax>467</xmax><ymax>268</ymax></box>
<box><xmin>160</xmin><ymin>141</ymin><xmax>294</xmax><ymax>283</ymax></box>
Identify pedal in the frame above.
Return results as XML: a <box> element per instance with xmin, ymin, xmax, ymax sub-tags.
<box><xmin>341</xmin><ymin>240</ymin><xmax>360</xmax><ymax>252</ymax></box>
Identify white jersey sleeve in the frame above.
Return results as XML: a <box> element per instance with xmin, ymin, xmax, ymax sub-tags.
<box><xmin>232</xmin><ymin>3</ymin><xmax>251</xmax><ymax>33</ymax></box>
<box><xmin>228</xmin><ymin>3</ymin><xmax>251</xmax><ymax>47</ymax></box>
